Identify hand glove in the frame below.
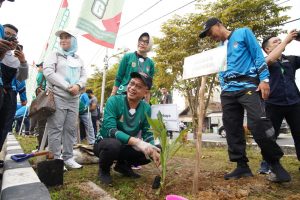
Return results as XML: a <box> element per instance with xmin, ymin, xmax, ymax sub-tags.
<box><xmin>133</xmin><ymin>140</ymin><xmax>160</xmax><ymax>156</ymax></box>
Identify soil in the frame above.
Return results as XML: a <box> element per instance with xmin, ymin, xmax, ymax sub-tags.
<box><xmin>132</xmin><ymin>157</ymin><xmax>300</xmax><ymax>200</ymax></box>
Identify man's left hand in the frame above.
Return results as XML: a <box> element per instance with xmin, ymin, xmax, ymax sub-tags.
<box><xmin>256</xmin><ymin>81</ymin><xmax>270</xmax><ymax>100</ymax></box>
<box><xmin>14</xmin><ymin>50</ymin><xmax>26</xmax><ymax>63</ymax></box>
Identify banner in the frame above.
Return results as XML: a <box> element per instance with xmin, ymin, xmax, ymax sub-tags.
<box><xmin>151</xmin><ymin>104</ymin><xmax>179</xmax><ymax>131</ymax></box>
<box><xmin>39</xmin><ymin>0</ymin><xmax>70</xmax><ymax>62</ymax></box>
<box><xmin>76</xmin><ymin>0</ymin><xmax>125</xmax><ymax>48</ymax></box>
<box><xmin>182</xmin><ymin>43</ymin><xmax>227</xmax><ymax>80</ymax></box>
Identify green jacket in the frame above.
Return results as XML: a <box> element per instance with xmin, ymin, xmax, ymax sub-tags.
<box><xmin>114</xmin><ymin>52</ymin><xmax>155</xmax><ymax>94</ymax></box>
<box><xmin>36</xmin><ymin>71</ymin><xmax>46</xmax><ymax>90</ymax></box>
<box><xmin>96</xmin><ymin>95</ymin><xmax>154</xmax><ymax>145</ymax></box>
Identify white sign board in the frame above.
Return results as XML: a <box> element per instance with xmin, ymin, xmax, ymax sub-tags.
<box><xmin>151</xmin><ymin>104</ymin><xmax>179</xmax><ymax>131</ymax></box>
<box><xmin>182</xmin><ymin>44</ymin><xmax>227</xmax><ymax>80</ymax></box>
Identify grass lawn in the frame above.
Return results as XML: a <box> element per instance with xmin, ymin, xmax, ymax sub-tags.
<box><xmin>16</xmin><ymin>135</ymin><xmax>300</xmax><ymax>200</ymax></box>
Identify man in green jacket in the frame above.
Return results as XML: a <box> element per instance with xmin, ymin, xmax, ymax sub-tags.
<box><xmin>111</xmin><ymin>32</ymin><xmax>155</xmax><ymax>102</ymax></box>
<box><xmin>94</xmin><ymin>72</ymin><xmax>160</xmax><ymax>185</ymax></box>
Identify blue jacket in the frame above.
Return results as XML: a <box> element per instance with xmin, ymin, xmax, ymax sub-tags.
<box><xmin>15</xmin><ymin>105</ymin><xmax>29</xmax><ymax>119</ymax></box>
<box><xmin>11</xmin><ymin>78</ymin><xmax>27</xmax><ymax>102</ymax></box>
<box><xmin>219</xmin><ymin>28</ymin><xmax>269</xmax><ymax>92</ymax></box>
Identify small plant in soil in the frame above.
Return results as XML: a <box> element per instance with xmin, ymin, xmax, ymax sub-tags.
<box><xmin>147</xmin><ymin>112</ymin><xmax>188</xmax><ymax>193</ymax></box>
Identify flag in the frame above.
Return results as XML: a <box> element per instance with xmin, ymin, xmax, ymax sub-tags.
<box><xmin>76</xmin><ymin>0</ymin><xmax>125</xmax><ymax>48</ymax></box>
<box><xmin>39</xmin><ymin>0</ymin><xmax>70</xmax><ymax>62</ymax></box>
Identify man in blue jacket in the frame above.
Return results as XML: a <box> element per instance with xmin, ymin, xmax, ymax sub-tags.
<box><xmin>199</xmin><ymin>18</ymin><xmax>290</xmax><ymax>183</ymax></box>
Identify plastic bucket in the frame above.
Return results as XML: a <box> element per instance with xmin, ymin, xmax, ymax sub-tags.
<box><xmin>166</xmin><ymin>194</ymin><xmax>188</xmax><ymax>200</ymax></box>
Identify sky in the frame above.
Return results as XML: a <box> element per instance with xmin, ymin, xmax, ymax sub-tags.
<box><xmin>0</xmin><ymin>0</ymin><xmax>299</xmax><ymax>110</ymax></box>
<box><xmin>0</xmin><ymin>0</ymin><xmax>198</xmax><ymax>75</ymax></box>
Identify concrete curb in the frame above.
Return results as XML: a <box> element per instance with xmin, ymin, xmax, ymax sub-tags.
<box><xmin>1</xmin><ymin>133</ymin><xmax>51</xmax><ymax>200</ymax></box>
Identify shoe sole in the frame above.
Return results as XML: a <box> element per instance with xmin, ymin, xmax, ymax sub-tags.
<box><xmin>224</xmin><ymin>173</ymin><xmax>253</xmax><ymax>180</ymax></box>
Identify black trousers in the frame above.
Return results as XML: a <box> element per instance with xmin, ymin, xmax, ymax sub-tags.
<box><xmin>93</xmin><ymin>138</ymin><xmax>151</xmax><ymax>171</ymax></box>
<box><xmin>0</xmin><ymin>90</ymin><xmax>17</xmax><ymax>151</ymax></box>
<box><xmin>221</xmin><ymin>88</ymin><xmax>283</xmax><ymax>164</ymax></box>
<box><xmin>266</xmin><ymin>102</ymin><xmax>300</xmax><ymax>160</ymax></box>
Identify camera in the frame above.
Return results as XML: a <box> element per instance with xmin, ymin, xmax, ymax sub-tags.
<box><xmin>16</xmin><ymin>44</ymin><xmax>23</xmax><ymax>51</ymax></box>
<box><xmin>296</xmin><ymin>31</ymin><xmax>300</xmax><ymax>40</ymax></box>
<box><xmin>4</xmin><ymin>35</ymin><xmax>17</xmax><ymax>42</ymax></box>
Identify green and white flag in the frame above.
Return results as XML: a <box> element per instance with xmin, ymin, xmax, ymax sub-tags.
<box><xmin>39</xmin><ymin>0</ymin><xmax>70</xmax><ymax>62</ymax></box>
<box><xmin>76</xmin><ymin>0</ymin><xmax>125</xmax><ymax>48</ymax></box>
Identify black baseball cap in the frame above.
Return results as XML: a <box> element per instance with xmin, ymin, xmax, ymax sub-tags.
<box><xmin>130</xmin><ymin>72</ymin><xmax>152</xmax><ymax>90</ymax></box>
<box><xmin>86</xmin><ymin>89</ymin><xmax>93</xmax><ymax>94</ymax></box>
<box><xmin>199</xmin><ymin>17</ymin><xmax>221</xmax><ymax>38</ymax></box>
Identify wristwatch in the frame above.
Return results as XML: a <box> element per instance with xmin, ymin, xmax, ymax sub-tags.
<box><xmin>262</xmin><ymin>78</ymin><xmax>269</xmax><ymax>83</ymax></box>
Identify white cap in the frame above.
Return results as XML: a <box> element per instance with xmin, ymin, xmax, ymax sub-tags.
<box><xmin>55</xmin><ymin>29</ymin><xmax>77</xmax><ymax>38</ymax></box>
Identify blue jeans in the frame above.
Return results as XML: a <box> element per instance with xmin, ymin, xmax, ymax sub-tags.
<box><xmin>79</xmin><ymin>112</ymin><xmax>95</xmax><ymax>144</ymax></box>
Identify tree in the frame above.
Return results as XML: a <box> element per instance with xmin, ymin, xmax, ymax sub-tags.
<box><xmin>86</xmin><ymin>63</ymin><xmax>118</xmax><ymax>105</ymax></box>
<box><xmin>200</xmin><ymin>0</ymin><xmax>290</xmax><ymax>40</ymax></box>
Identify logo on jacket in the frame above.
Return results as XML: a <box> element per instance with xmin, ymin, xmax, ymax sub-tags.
<box><xmin>132</xmin><ymin>62</ymin><xmax>136</xmax><ymax>68</ymax></box>
<box><xmin>233</xmin><ymin>42</ymin><xmax>238</xmax><ymax>48</ymax></box>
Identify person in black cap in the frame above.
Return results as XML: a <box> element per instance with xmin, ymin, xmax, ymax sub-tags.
<box><xmin>93</xmin><ymin>72</ymin><xmax>160</xmax><ymax>185</ymax></box>
<box><xmin>258</xmin><ymin>30</ymin><xmax>300</xmax><ymax>173</ymax></box>
<box><xmin>199</xmin><ymin>17</ymin><xmax>291</xmax><ymax>183</ymax></box>
<box><xmin>29</xmin><ymin>62</ymin><xmax>47</xmax><ymax>148</ymax></box>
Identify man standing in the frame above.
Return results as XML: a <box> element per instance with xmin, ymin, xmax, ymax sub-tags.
<box><xmin>160</xmin><ymin>87</ymin><xmax>173</xmax><ymax>138</ymax></box>
<box><xmin>160</xmin><ymin>88</ymin><xmax>172</xmax><ymax>104</ymax></box>
<box><xmin>259</xmin><ymin>30</ymin><xmax>300</xmax><ymax>172</ymax></box>
<box><xmin>79</xmin><ymin>90</ymin><xmax>95</xmax><ymax>145</ymax></box>
<box><xmin>86</xmin><ymin>89</ymin><xmax>98</xmax><ymax>136</ymax></box>
<box><xmin>0</xmin><ymin>24</ymin><xmax>28</xmax><ymax>152</ymax></box>
<box><xmin>94</xmin><ymin>72</ymin><xmax>160</xmax><ymax>185</ymax></box>
<box><xmin>199</xmin><ymin>18</ymin><xmax>290</xmax><ymax>183</ymax></box>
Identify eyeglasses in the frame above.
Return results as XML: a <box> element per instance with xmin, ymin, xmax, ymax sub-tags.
<box><xmin>128</xmin><ymin>80</ymin><xmax>146</xmax><ymax>90</ymax></box>
<box><xmin>4</xmin><ymin>31</ymin><xmax>17</xmax><ymax>39</ymax></box>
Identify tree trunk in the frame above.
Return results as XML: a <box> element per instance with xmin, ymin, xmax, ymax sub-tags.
<box><xmin>192</xmin><ymin>76</ymin><xmax>207</xmax><ymax>194</ymax></box>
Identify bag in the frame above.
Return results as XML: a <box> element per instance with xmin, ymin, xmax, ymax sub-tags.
<box><xmin>29</xmin><ymin>89</ymin><xmax>56</xmax><ymax>120</ymax></box>
<box><xmin>30</xmin><ymin>53</ymin><xmax>59</xmax><ymax>119</ymax></box>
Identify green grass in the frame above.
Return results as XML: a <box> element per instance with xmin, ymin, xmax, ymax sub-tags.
<box><xmin>15</xmin><ymin>135</ymin><xmax>300</xmax><ymax>200</ymax></box>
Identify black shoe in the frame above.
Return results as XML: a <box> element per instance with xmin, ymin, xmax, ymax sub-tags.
<box><xmin>268</xmin><ymin>162</ymin><xmax>291</xmax><ymax>183</ymax></box>
<box><xmin>224</xmin><ymin>164</ymin><xmax>253</xmax><ymax>180</ymax></box>
<box><xmin>114</xmin><ymin>163</ymin><xmax>141</xmax><ymax>178</ymax></box>
<box><xmin>0</xmin><ymin>160</ymin><xmax>4</xmax><ymax>168</ymax></box>
<box><xmin>99</xmin><ymin>169</ymin><xmax>113</xmax><ymax>185</ymax></box>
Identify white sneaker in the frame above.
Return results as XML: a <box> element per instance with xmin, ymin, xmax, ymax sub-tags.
<box><xmin>64</xmin><ymin>158</ymin><xmax>83</xmax><ymax>169</ymax></box>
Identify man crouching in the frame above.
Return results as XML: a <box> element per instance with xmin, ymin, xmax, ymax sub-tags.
<box><xmin>93</xmin><ymin>72</ymin><xmax>160</xmax><ymax>185</ymax></box>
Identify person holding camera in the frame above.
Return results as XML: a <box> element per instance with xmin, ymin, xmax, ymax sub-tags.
<box><xmin>259</xmin><ymin>30</ymin><xmax>300</xmax><ymax>173</ymax></box>
<box><xmin>94</xmin><ymin>72</ymin><xmax>160</xmax><ymax>185</ymax></box>
<box><xmin>0</xmin><ymin>24</ymin><xmax>28</xmax><ymax>154</ymax></box>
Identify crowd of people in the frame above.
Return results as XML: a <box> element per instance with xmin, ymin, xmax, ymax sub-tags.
<box><xmin>1</xmin><ymin>0</ymin><xmax>300</xmax><ymax>191</ymax></box>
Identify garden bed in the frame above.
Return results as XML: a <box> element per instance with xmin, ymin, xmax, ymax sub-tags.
<box><xmin>16</xmin><ymin>136</ymin><xmax>300</xmax><ymax>200</ymax></box>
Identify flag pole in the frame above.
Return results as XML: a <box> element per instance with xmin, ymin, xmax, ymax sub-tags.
<box><xmin>100</xmin><ymin>48</ymin><xmax>108</xmax><ymax>117</ymax></box>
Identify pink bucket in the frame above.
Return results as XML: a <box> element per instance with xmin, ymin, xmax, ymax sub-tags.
<box><xmin>166</xmin><ymin>194</ymin><xmax>188</xmax><ymax>200</ymax></box>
